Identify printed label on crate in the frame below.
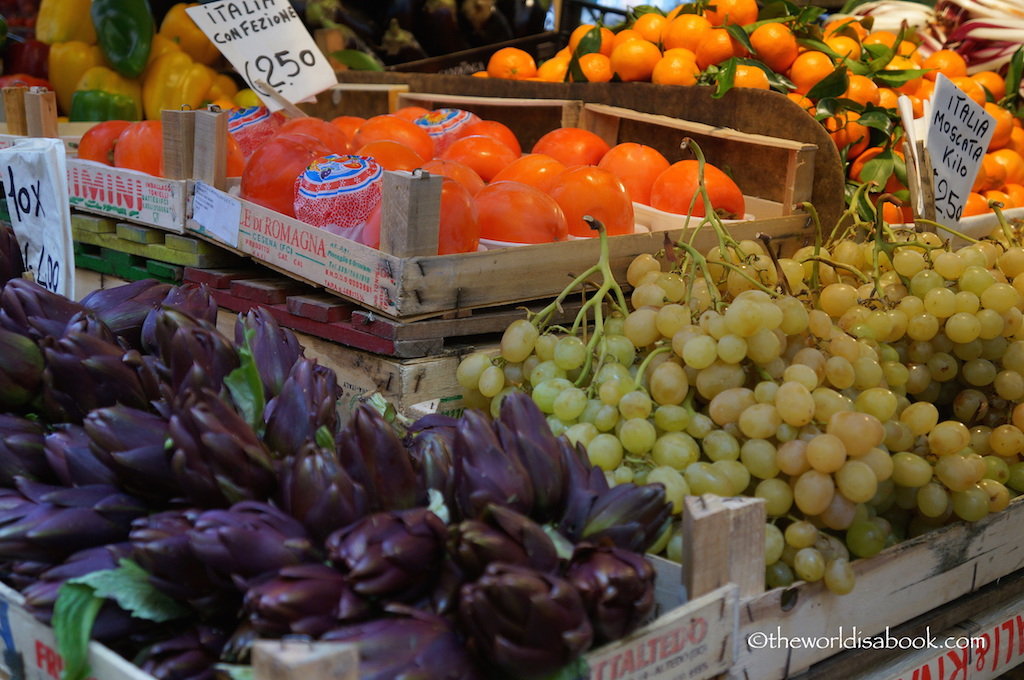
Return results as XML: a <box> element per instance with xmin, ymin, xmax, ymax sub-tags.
<box><xmin>926</xmin><ymin>73</ymin><xmax>996</xmax><ymax>228</ymax></box>
<box><xmin>583</xmin><ymin>587</ymin><xmax>735</xmax><ymax>680</ymax></box>
<box><xmin>186</xmin><ymin>0</ymin><xmax>337</xmax><ymax>112</ymax></box>
<box><xmin>191</xmin><ymin>180</ymin><xmax>241</xmax><ymax>247</ymax></box>
<box><xmin>0</xmin><ymin>137</ymin><xmax>75</xmax><ymax>299</ymax></box>
<box><xmin>235</xmin><ymin>199</ymin><xmax>398</xmax><ymax>313</ymax></box>
<box><xmin>66</xmin><ymin>161</ymin><xmax>186</xmax><ymax>233</ymax></box>
<box><xmin>889</xmin><ymin>613</ymin><xmax>1024</xmax><ymax>680</ymax></box>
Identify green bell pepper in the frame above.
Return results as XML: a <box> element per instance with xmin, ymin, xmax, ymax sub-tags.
<box><xmin>91</xmin><ymin>0</ymin><xmax>155</xmax><ymax>78</ymax></box>
<box><xmin>69</xmin><ymin>90</ymin><xmax>141</xmax><ymax>122</ymax></box>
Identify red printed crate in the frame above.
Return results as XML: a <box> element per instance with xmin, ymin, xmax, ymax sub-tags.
<box><xmin>67</xmin><ymin>160</ymin><xmax>188</xmax><ymax>234</ymax></box>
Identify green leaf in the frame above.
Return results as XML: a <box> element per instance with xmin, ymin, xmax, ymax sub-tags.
<box><xmin>858</xmin><ymin>108</ymin><xmax>895</xmax><ymax>133</ymax></box>
<box><xmin>1001</xmin><ymin>46</ymin><xmax>1023</xmax><ymax>107</ymax></box>
<box><xmin>225</xmin><ymin>327</ymin><xmax>266</xmax><ymax>434</ymax></box>
<box><xmin>575</xmin><ymin>25</ymin><xmax>603</xmax><ymax>56</ymax></box>
<box><xmin>724</xmin><ymin>23</ymin><xmax>753</xmax><ymax>55</ymax></box>
<box><xmin>712</xmin><ymin>57</ymin><xmax>737</xmax><ymax>99</ymax></box>
<box><xmin>873</xmin><ymin>68</ymin><xmax>928</xmax><ymax>88</ymax></box>
<box><xmin>806</xmin><ymin>64</ymin><xmax>849</xmax><ymax>100</ymax></box>
<box><xmin>215</xmin><ymin>664</ymin><xmax>255</xmax><ymax>680</ymax></box>
<box><xmin>798</xmin><ymin>37</ymin><xmax>838</xmax><ymax>59</ymax></box>
<box><xmin>861</xmin><ymin>149</ymin><xmax>896</xmax><ymax>188</ymax></box>
<box><xmin>70</xmin><ymin>560</ymin><xmax>191</xmax><ymax>623</ymax></box>
<box><xmin>52</xmin><ymin>583</ymin><xmax>103</xmax><ymax>680</ymax></box>
<box><xmin>329</xmin><ymin>50</ymin><xmax>383</xmax><ymax>72</ymax></box>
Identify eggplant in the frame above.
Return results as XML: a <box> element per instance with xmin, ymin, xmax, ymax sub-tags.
<box><xmin>380</xmin><ymin>18</ymin><xmax>430</xmax><ymax>66</ymax></box>
<box><xmin>497</xmin><ymin>0</ymin><xmax>550</xmax><ymax>38</ymax></box>
<box><xmin>386</xmin><ymin>0</ymin><xmax>427</xmax><ymax>32</ymax></box>
<box><xmin>461</xmin><ymin>0</ymin><xmax>515</xmax><ymax>47</ymax></box>
<box><xmin>417</xmin><ymin>0</ymin><xmax>470</xmax><ymax>57</ymax></box>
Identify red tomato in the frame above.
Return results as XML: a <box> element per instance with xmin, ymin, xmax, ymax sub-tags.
<box><xmin>226</xmin><ymin>133</ymin><xmax>245</xmax><ymax>177</ymax></box>
<box><xmin>330</xmin><ymin>115</ymin><xmax>365</xmax><ymax>140</ymax></box>
<box><xmin>548</xmin><ymin>165</ymin><xmax>636</xmax><ymax>237</ymax></box>
<box><xmin>77</xmin><ymin>120</ymin><xmax>132</xmax><ymax>166</ymax></box>
<box><xmin>356</xmin><ymin>140</ymin><xmax>424</xmax><ymax>172</ymax></box>
<box><xmin>597</xmin><ymin>142</ymin><xmax>671</xmax><ymax>205</ymax></box>
<box><xmin>476</xmin><ymin>180</ymin><xmax>568</xmax><ymax>244</ymax></box>
<box><xmin>490</xmin><ymin>153</ymin><xmax>567</xmax><ymax>193</ymax></box>
<box><xmin>277</xmin><ymin>117</ymin><xmax>351</xmax><ymax>155</ymax></box>
<box><xmin>460</xmin><ymin>119</ymin><xmax>522</xmax><ymax>156</ymax></box>
<box><xmin>353</xmin><ymin>114</ymin><xmax>434</xmax><ymax>163</ymax></box>
<box><xmin>239</xmin><ymin>132</ymin><xmax>331</xmax><ymax>217</ymax></box>
<box><xmin>649</xmin><ymin>160</ymin><xmax>746</xmax><ymax>218</ymax></box>
<box><xmin>113</xmin><ymin>121</ymin><xmax>164</xmax><ymax>177</ymax></box>
<box><xmin>531</xmin><ymin>127</ymin><xmax>611</xmax><ymax>167</ymax></box>
<box><xmin>420</xmin><ymin>158</ymin><xmax>486</xmax><ymax>196</ymax></box>
<box><xmin>437</xmin><ymin>177</ymin><xmax>480</xmax><ymax>254</ymax></box>
<box><xmin>392</xmin><ymin>105</ymin><xmax>430</xmax><ymax>122</ymax></box>
<box><xmin>438</xmin><ymin>134</ymin><xmax>519</xmax><ymax>183</ymax></box>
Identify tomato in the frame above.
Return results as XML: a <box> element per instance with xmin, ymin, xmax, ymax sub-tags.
<box><xmin>356</xmin><ymin>140</ymin><xmax>425</xmax><ymax>172</ymax></box>
<box><xmin>597</xmin><ymin>142</ymin><xmax>671</xmax><ymax>205</ymax></box>
<box><xmin>226</xmin><ymin>133</ymin><xmax>245</xmax><ymax>177</ymax></box>
<box><xmin>438</xmin><ymin>134</ymin><xmax>519</xmax><ymax>183</ymax></box>
<box><xmin>239</xmin><ymin>132</ymin><xmax>331</xmax><ymax>217</ymax></box>
<box><xmin>330</xmin><ymin>115</ymin><xmax>365</xmax><ymax>141</ymax></box>
<box><xmin>77</xmin><ymin>120</ymin><xmax>132</xmax><ymax>166</ymax></box>
<box><xmin>353</xmin><ymin>114</ymin><xmax>434</xmax><ymax>164</ymax></box>
<box><xmin>277</xmin><ymin>117</ymin><xmax>351</xmax><ymax>155</ymax></box>
<box><xmin>476</xmin><ymin>180</ymin><xmax>568</xmax><ymax>244</ymax></box>
<box><xmin>113</xmin><ymin>121</ymin><xmax>164</xmax><ymax>177</ymax></box>
<box><xmin>392</xmin><ymin>105</ymin><xmax>430</xmax><ymax>122</ymax></box>
<box><xmin>420</xmin><ymin>158</ymin><xmax>485</xmax><ymax>196</ymax></box>
<box><xmin>460</xmin><ymin>119</ymin><xmax>522</xmax><ymax>156</ymax></box>
<box><xmin>649</xmin><ymin>160</ymin><xmax>746</xmax><ymax>219</ymax></box>
<box><xmin>548</xmin><ymin>165</ymin><xmax>636</xmax><ymax>237</ymax></box>
<box><xmin>437</xmin><ymin>177</ymin><xmax>480</xmax><ymax>254</ymax></box>
<box><xmin>531</xmin><ymin>127</ymin><xmax>611</xmax><ymax>167</ymax></box>
<box><xmin>490</xmin><ymin>153</ymin><xmax>566</xmax><ymax>193</ymax></box>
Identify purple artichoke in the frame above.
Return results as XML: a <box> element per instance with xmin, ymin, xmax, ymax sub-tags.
<box><xmin>263</xmin><ymin>358</ymin><xmax>342</xmax><ymax>457</ymax></box>
<box><xmin>556</xmin><ymin>438</ymin><xmax>610</xmax><ymax>542</ymax></box>
<box><xmin>0</xmin><ymin>221</ymin><xmax>25</xmax><ymax>286</ymax></box>
<box><xmin>452</xmin><ymin>409</ymin><xmax>534</xmax><ymax>521</ymax></box>
<box><xmin>141</xmin><ymin>284</ymin><xmax>219</xmax><ymax>354</ymax></box>
<box><xmin>458</xmin><ymin>562</ymin><xmax>593</xmax><ymax>679</ymax></box>
<box><xmin>169</xmin><ymin>388</ymin><xmax>277</xmax><ymax>508</ymax></box>
<box><xmin>335</xmin><ymin>402</ymin><xmax>420</xmax><ymax>513</ymax></box>
<box><xmin>496</xmin><ymin>392</ymin><xmax>566</xmax><ymax>521</ymax></box>
<box><xmin>244</xmin><ymin>563</ymin><xmax>371</xmax><ymax>637</ymax></box>
<box><xmin>189</xmin><ymin>501</ymin><xmax>319</xmax><ymax>591</ymax></box>
<box><xmin>580</xmin><ymin>483</ymin><xmax>673</xmax><ymax>554</ymax></box>
<box><xmin>406</xmin><ymin>428</ymin><xmax>456</xmax><ymax>509</ymax></box>
<box><xmin>146</xmin><ymin>307</ymin><xmax>239</xmax><ymax>396</ymax></box>
<box><xmin>80</xmin><ymin>279</ymin><xmax>173</xmax><ymax>349</ymax></box>
<box><xmin>235</xmin><ymin>307</ymin><xmax>304</xmax><ymax>399</ymax></box>
<box><xmin>0</xmin><ymin>277</ymin><xmax>86</xmax><ymax>339</ymax></box>
<box><xmin>0</xmin><ymin>415</ymin><xmax>51</xmax><ymax>486</ymax></box>
<box><xmin>449</xmin><ymin>504</ymin><xmax>559</xmax><ymax>580</ymax></box>
<box><xmin>44</xmin><ymin>424</ymin><xmax>119</xmax><ymax>487</ymax></box>
<box><xmin>275</xmin><ymin>442</ymin><xmax>369</xmax><ymax>544</ymax></box>
<box><xmin>84</xmin><ymin>405</ymin><xmax>179</xmax><ymax>505</ymax></box>
<box><xmin>0</xmin><ymin>326</ymin><xmax>44</xmax><ymax>408</ymax></box>
<box><xmin>322</xmin><ymin>605</ymin><xmax>484</xmax><ymax>680</ymax></box>
<box><xmin>565</xmin><ymin>544</ymin><xmax>656</xmax><ymax>644</ymax></box>
<box><xmin>325</xmin><ymin>507</ymin><xmax>446</xmax><ymax>603</ymax></box>
<box><xmin>138</xmin><ymin>625</ymin><xmax>230</xmax><ymax>680</ymax></box>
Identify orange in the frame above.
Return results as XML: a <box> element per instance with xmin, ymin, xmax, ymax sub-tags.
<box><xmin>652</xmin><ymin>48</ymin><xmax>700</xmax><ymax>86</ymax></box>
<box><xmin>705</xmin><ymin>0</ymin><xmax>758</xmax><ymax>26</ymax></box>
<box><xmin>897</xmin><ymin>40</ymin><xmax>920</xmax><ymax>62</ymax></box>
<box><xmin>576</xmin><ymin>52</ymin><xmax>613</xmax><ymax>82</ymax></box>
<box><xmin>849</xmin><ymin>146</ymin><xmax>905</xmax><ymax>192</ymax></box>
<box><xmin>886</xmin><ymin>55</ymin><xmax>924</xmax><ymax>95</ymax></box>
<box><xmin>922</xmin><ymin>49</ymin><xmax>967</xmax><ymax>82</ymax></box>
<box><xmin>568</xmin><ymin>24</ymin><xmax>615</xmax><ymax>56</ymax></box>
<box><xmin>915</xmin><ymin>79</ymin><xmax>935</xmax><ymax>101</ymax></box>
<box><xmin>1008</xmin><ymin>127</ymin><xmax>1024</xmax><ymax>156</ymax></box>
<box><xmin>986</xmin><ymin>102</ymin><xmax>1015</xmax><ymax>151</ymax></box>
<box><xmin>826</xmin><ymin>35</ymin><xmax>862</xmax><ymax>62</ymax></box>
<box><xmin>985</xmin><ymin>189</ymin><xmax>1014</xmax><ymax>209</ymax></box>
<box><xmin>632</xmin><ymin>12</ymin><xmax>669</xmax><ymax>44</ymax></box>
<box><xmin>750</xmin><ymin>23</ymin><xmax>798</xmax><ymax>74</ymax></box>
<box><xmin>990</xmin><ymin>148</ymin><xmax>1024</xmax><ymax>185</ymax></box>
<box><xmin>843</xmin><ymin>74</ymin><xmax>881</xmax><ymax>107</ymax></box>
<box><xmin>695</xmin><ymin>27</ymin><xmax>744</xmax><ymax>69</ymax></box>
<box><xmin>877</xmin><ymin>88</ymin><xmax>899</xmax><ymax>109</ymax></box>
<box><xmin>971</xmin><ymin>70</ymin><xmax>1006</xmax><ymax>102</ymax></box>
<box><xmin>863</xmin><ymin>31</ymin><xmax>899</xmax><ymax>49</ymax></box>
<box><xmin>612</xmin><ymin>28</ymin><xmax>645</xmax><ymax>51</ymax></box>
<box><xmin>733</xmin><ymin>64</ymin><xmax>770</xmax><ymax>89</ymax></box>
<box><xmin>536</xmin><ymin>55</ymin><xmax>570</xmax><ymax>82</ymax></box>
<box><xmin>661</xmin><ymin>13</ymin><xmax>712</xmax><ymax>53</ymax></box>
<box><xmin>598</xmin><ymin>142</ymin><xmax>672</xmax><ymax>205</ymax></box>
<box><xmin>787</xmin><ymin>92</ymin><xmax>815</xmax><ymax>113</ymax></box>
<box><xmin>788</xmin><ymin>50</ymin><xmax>835</xmax><ymax>95</ymax></box>
<box><xmin>975</xmin><ymin>153</ymin><xmax>1007</xmax><ymax>193</ymax></box>
<box><xmin>963</xmin><ymin>192</ymin><xmax>989</xmax><ymax>217</ymax></box>
<box><xmin>666</xmin><ymin>4</ymin><xmax>687</xmax><ymax>21</ymax></box>
<box><xmin>487</xmin><ymin>47</ymin><xmax>538</xmax><ymax>79</ymax></box>
<box><xmin>950</xmin><ymin>76</ymin><xmax>987</xmax><ymax>106</ymax></box>
<box><xmin>880</xmin><ymin>198</ymin><xmax>913</xmax><ymax>224</ymax></box>
<box><xmin>824</xmin><ymin>18</ymin><xmax>868</xmax><ymax>41</ymax></box>
<box><xmin>827</xmin><ymin>111</ymin><xmax>870</xmax><ymax>159</ymax></box>
<box><xmin>1005</xmin><ymin>183</ymin><xmax>1024</xmax><ymax>207</ymax></box>
<box><xmin>610</xmin><ymin>38</ymin><xmax>662</xmax><ymax>82</ymax></box>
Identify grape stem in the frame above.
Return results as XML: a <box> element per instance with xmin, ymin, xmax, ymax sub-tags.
<box><xmin>632</xmin><ymin>346</ymin><xmax>673</xmax><ymax>391</ymax></box>
<box><xmin>912</xmin><ymin>218</ymin><xmax>980</xmax><ymax>245</ymax></box>
<box><xmin>800</xmin><ymin>201</ymin><xmax>824</xmax><ymax>306</ymax></box>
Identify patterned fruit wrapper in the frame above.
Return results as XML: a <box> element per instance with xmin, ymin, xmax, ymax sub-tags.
<box><xmin>414</xmin><ymin>108</ymin><xmax>481</xmax><ymax>156</ymax></box>
<box><xmin>229</xmin><ymin>106</ymin><xmax>286</xmax><ymax>158</ymax></box>
<box><xmin>293</xmin><ymin>154</ymin><xmax>383</xmax><ymax>242</ymax></box>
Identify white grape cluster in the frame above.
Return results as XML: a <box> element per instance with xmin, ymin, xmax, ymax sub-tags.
<box><xmin>456</xmin><ymin>226</ymin><xmax>1024</xmax><ymax>595</ymax></box>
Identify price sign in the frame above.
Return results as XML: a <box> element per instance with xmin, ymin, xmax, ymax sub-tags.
<box><xmin>0</xmin><ymin>138</ymin><xmax>74</xmax><ymax>299</ymax></box>
<box><xmin>926</xmin><ymin>73</ymin><xmax>996</xmax><ymax>228</ymax></box>
<box><xmin>185</xmin><ymin>0</ymin><xmax>336</xmax><ymax>112</ymax></box>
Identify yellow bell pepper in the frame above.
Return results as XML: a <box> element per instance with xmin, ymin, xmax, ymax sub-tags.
<box><xmin>205</xmin><ymin>72</ymin><xmax>239</xmax><ymax>103</ymax></box>
<box><xmin>142</xmin><ymin>50</ymin><xmax>214</xmax><ymax>120</ymax></box>
<box><xmin>146</xmin><ymin>33</ymin><xmax>181</xmax><ymax>68</ymax></box>
<box><xmin>75</xmin><ymin>66</ymin><xmax>144</xmax><ymax>120</ymax></box>
<box><xmin>35</xmin><ymin>0</ymin><xmax>97</xmax><ymax>44</ymax></box>
<box><xmin>49</xmin><ymin>41</ymin><xmax>108</xmax><ymax>115</ymax></box>
<box><xmin>159</xmin><ymin>3</ymin><xmax>220</xmax><ymax>66</ymax></box>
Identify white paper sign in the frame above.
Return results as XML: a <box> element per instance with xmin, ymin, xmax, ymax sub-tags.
<box><xmin>191</xmin><ymin>180</ymin><xmax>241</xmax><ymax>247</ymax></box>
<box><xmin>926</xmin><ymin>73</ymin><xmax>996</xmax><ymax>227</ymax></box>
<box><xmin>0</xmin><ymin>138</ymin><xmax>75</xmax><ymax>299</ymax></box>
<box><xmin>185</xmin><ymin>0</ymin><xmax>336</xmax><ymax>112</ymax></box>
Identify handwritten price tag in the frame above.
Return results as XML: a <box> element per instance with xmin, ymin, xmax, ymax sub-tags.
<box><xmin>926</xmin><ymin>73</ymin><xmax>996</xmax><ymax>228</ymax></box>
<box><xmin>185</xmin><ymin>0</ymin><xmax>336</xmax><ymax>112</ymax></box>
<box><xmin>0</xmin><ymin>138</ymin><xmax>74</xmax><ymax>299</ymax></box>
